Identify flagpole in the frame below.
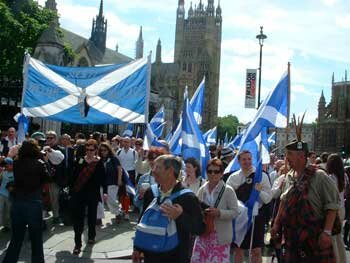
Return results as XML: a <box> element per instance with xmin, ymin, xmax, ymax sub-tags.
<box><xmin>286</xmin><ymin>62</ymin><xmax>291</xmax><ymax>143</ymax></box>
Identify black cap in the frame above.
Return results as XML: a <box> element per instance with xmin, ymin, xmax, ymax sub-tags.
<box><xmin>285</xmin><ymin>139</ymin><xmax>308</xmax><ymax>153</ymax></box>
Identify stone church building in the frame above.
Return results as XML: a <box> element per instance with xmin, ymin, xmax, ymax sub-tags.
<box><xmin>316</xmin><ymin>72</ymin><xmax>350</xmax><ymax>154</ymax></box>
<box><xmin>32</xmin><ymin>0</ymin><xmax>222</xmax><ymax>135</ymax></box>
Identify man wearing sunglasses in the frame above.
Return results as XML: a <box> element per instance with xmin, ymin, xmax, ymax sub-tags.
<box><xmin>227</xmin><ymin>150</ymin><xmax>272</xmax><ymax>263</ymax></box>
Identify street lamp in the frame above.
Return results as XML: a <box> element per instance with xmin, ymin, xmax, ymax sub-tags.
<box><xmin>256</xmin><ymin>26</ymin><xmax>267</xmax><ymax>108</ymax></box>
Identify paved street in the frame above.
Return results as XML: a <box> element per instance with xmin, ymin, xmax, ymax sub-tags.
<box><xmin>0</xmin><ymin>210</ymin><xmax>349</xmax><ymax>262</ymax></box>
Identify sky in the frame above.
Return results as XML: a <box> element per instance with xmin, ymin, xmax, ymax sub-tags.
<box><xmin>37</xmin><ymin>0</ymin><xmax>350</xmax><ymax>124</ymax></box>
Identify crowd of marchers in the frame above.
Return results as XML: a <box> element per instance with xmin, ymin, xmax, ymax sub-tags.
<box><xmin>0</xmin><ymin>126</ymin><xmax>349</xmax><ymax>263</ymax></box>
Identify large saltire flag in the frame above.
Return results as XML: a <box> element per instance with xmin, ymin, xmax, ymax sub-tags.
<box><xmin>21</xmin><ymin>54</ymin><xmax>151</xmax><ymax>124</ymax></box>
<box><xmin>181</xmin><ymin>93</ymin><xmax>209</xmax><ymax>179</ymax></box>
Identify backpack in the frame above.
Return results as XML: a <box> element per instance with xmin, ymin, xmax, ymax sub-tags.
<box><xmin>134</xmin><ymin>185</ymin><xmax>192</xmax><ymax>253</ymax></box>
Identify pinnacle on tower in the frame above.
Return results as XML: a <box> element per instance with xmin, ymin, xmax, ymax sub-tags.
<box><xmin>207</xmin><ymin>0</ymin><xmax>215</xmax><ymax>16</ymax></box>
<box><xmin>216</xmin><ymin>0</ymin><xmax>222</xmax><ymax>16</ymax></box>
<box><xmin>135</xmin><ymin>26</ymin><xmax>144</xmax><ymax>59</ymax></box>
<box><xmin>156</xmin><ymin>39</ymin><xmax>162</xmax><ymax>63</ymax></box>
<box><xmin>332</xmin><ymin>72</ymin><xmax>335</xmax><ymax>84</ymax></box>
<box><xmin>188</xmin><ymin>2</ymin><xmax>194</xmax><ymax>17</ymax></box>
<box><xmin>99</xmin><ymin>0</ymin><xmax>103</xmax><ymax>16</ymax></box>
<box><xmin>45</xmin><ymin>0</ymin><xmax>57</xmax><ymax>12</ymax></box>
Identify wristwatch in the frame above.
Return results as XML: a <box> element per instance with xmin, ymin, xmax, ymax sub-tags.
<box><xmin>323</xmin><ymin>230</ymin><xmax>332</xmax><ymax>236</ymax></box>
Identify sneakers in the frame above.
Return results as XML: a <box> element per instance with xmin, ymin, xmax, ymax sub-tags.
<box><xmin>72</xmin><ymin>246</ymin><xmax>81</xmax><ymax>255</ymax></box>
<box><xmin>53</xmin><ymin>217</ymin><xmax>64</xmax><ymax>226</ymax></box>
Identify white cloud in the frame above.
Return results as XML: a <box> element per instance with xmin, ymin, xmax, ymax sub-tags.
<box><xmin>336</xmin><ymin>15</ymin><xmax>350</xmax><ymax>28</ymax></box>
<box><xmin>322</xmin><ymin>0</ymin><xmax>338</xmax><ymax>6</ymax></box>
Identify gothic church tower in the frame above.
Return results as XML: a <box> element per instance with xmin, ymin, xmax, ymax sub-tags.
<box><xmin>90</xmin><ymin>0</ymin><xmax>107</xmax><ymax>53</ymax></box>
<box><xmin>174</xmin><ymin>0</ymin><xmax>222</xmax><ymax>129</ymax></box>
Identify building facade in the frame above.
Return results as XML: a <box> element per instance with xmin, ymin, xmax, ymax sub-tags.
<box><xmin>1</xmin><ymin>0</ymin><xmax>222</xmax><ymax>136</ymax></box>
<box><xmin>274</xmin><ymin>124</ymin><xmax>315</xmax><ymax>157</ymax></box>
<box><xmin>316</xmin><ymin>72</ymin><xmax>350</xmax><ymax>154</ymax></box>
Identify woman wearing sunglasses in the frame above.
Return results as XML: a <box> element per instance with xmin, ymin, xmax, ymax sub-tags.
<box><xmin>191</xmin><ymin>158</ymin><xmax>239</xmax><ymax>263</ymax></box>
<box><xmin>71</xmin><ymin>139</ymin><xmax>106</xmax><ymax>255</ymax></box>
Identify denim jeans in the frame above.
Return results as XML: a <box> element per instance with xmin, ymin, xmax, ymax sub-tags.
<box><xmin>2</xmin><ymin>198</ymin><xmax>44</xmax><ymax>263</ymax></box>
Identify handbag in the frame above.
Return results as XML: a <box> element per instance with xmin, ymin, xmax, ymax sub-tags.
<box><xmin>201</xmin><ymin>184</ymin><xmax>226</xmax><ymax>237</ymax></box>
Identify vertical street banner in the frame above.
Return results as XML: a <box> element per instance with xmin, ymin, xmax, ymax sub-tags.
<box><xmin>245</xmin><ymin>69</ymin><xmax>257</xmax><ymax>108</ymax></box>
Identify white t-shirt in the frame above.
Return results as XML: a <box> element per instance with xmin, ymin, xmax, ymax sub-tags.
<box><xmin>116</xmin><ymin>148</ymin><xmax>137</xmax><ymax>171</ymax></box>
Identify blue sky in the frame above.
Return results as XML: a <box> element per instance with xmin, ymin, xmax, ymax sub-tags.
<box><xmin>38</xmin><ymin>0</ymin><xmax>350</xmax><ymax>124</ymax></box>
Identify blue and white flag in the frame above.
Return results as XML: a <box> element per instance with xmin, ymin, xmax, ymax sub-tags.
<box><xmin>227</xmin><ymin>133</ymin><xmax>242</xmax><ymax>149</ymax></box>
<box><xmin>232</xmin><ymin>159</ymin><xmax>263</xmax><ymax>246</ymax></box>
<box><xmin>123</xmin><ymin>123</ymin><xmax>134</xmax><ymax>137</ymax></box>
<box><xmin>143</xmin><ymin>123</ymin><xmax>168</xmax><ymax>150</ymax></box>
<box><xmin>152</xmin><ymin>121</ymin><xmax>166</xmax><ymax>139</ymax></box>
<box><xmin>190</xmin><ymin>77</ymin><xmax>205</xmax><ymax>125</ymax></box>
<box><xmin>13</xmin><ymin>113</ymin><xmax>29</xmax><ymax>144</ymax></box>
<box><xmin>150</xmin><ymin>105</ymin><xmax>165</xmax><ymax>138</ymax></box>
<box><xmin>181</xmin><ymin>94</ymin><xmax>209</xmax><ymax>179</ymax></box>
<box><xmin>225</xmin><ymin>127</ymin><xmax>270</xmax><ymax>174</ymax></box>
<box><xmin>168</xmin><ymin>119</ymin><xmax>182</xmax><ymax>156</ymax></box>
<box><xmin>22</xmin><ymin>54</ymin><xmax>151</xmax><ymax>124</ymax></box>
<box><xmin>242</xmin><ymin>72</ymin><xmax>289</xmax><ymax>143</ymax></box>
<box><xmin>123</xmin><ymin>170</ymin><xmax>136</xmax><ymax>196</ymax></box>
<box><xmin>268</xmin><ymin>131</ymin><xmax>276</xmax><ymax>146</ymax></box>
<box><xmin>224</xmin><ymin>132</ymin><xmax>229</xmax><ymax>146</ymax></box>
<box><xmin>203</xmin><ymin>126</ymin><xmax>217</xmax><ymax>146</ymax></box>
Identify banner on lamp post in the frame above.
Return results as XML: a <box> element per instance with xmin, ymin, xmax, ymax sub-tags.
<box><xmin>245</xmin><ymin>69</ymin><xmax>257</xmax><ymax>108</ymax></box>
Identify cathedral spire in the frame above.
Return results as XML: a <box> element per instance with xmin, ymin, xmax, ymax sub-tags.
<box><xmin>332</xmin><ymin>72</ymin><xmax>334</xmax><ymax>84</ymax></box>
<box><xmin>90</xmin><ymin>0</ymin><xmax>107</xmax><ymax>52</ymax></box>
<box><xmin>135</xmin><ymin>26</ymin><xmax>144</xmax><ymax>59</ymax></box>
<box><xmin>345</xmin><ymin>70</ymin><xmax>347</xmax><ymax>82</ymax></box>
<box><xmin>156</xmin><ymin>39</ymin><xmax>162</xmax><ymax>64</ymax></box>
<box><xmin>99</xmin><ymin>0</ymin><xmax>104</xmax><ymax>16</ymax></box>
<box><xmin>207</xmin><ymin>0</ymin><xmax>215</xmax><ymax>16</ymax></box>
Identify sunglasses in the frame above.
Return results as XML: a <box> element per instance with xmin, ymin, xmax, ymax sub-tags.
<box><xmin>207</xmin><ymin>169</ymin><xmax>221</xmax><ymax>175</ymax></box>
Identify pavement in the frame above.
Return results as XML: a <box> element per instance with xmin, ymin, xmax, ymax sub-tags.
<box><xmin>0</xmin><ymin>210</ymin><xmax>349</xmax><ymax>262</ymax></box>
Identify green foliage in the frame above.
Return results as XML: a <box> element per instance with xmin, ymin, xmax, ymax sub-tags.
<box><xmin>63</xmin><ymin>42</ymin><xmax>75</xmax><ymax>65</ymax></box>
<box><xmin>0</xmin><ymin>0</ymin><xmax>56</xmax><ymax>78</ymax></box>
<box><xmin>217</xmin><ymin>114</ymin><xmax>240</xmax><ymax>142</ymax></box>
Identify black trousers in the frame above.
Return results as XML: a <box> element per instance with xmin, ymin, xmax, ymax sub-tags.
<box><xmin>72</xmin><ymin>195</ymin><xmax>98</xmax><ymax>247</ymax></box>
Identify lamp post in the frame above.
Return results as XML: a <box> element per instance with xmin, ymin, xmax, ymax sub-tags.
<box><xmin>256</xmin><ymin>26</ymin><xmax>267</xmax><ymax>108</ymax></box>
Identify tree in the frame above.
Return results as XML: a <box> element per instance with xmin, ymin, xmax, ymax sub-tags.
<box><xmin>217</xmin><ymin>114</ymin><xmax>240</xmax><ymax>142</ymax></box>
<box><xmin>0</xmin><ymin>0</ymin><xmax>56</xmax><ymax>78</ymax></box>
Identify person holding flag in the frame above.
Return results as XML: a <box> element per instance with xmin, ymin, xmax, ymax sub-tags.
<box><xmin>227</xmin><ymin>150</ymin><xmax>272</xmax><ymax>263</ymax></box>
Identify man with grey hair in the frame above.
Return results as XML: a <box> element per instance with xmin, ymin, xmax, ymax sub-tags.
<box><xmin>132</xmin><ymin>155</ymin><xmax>205</xmax><ymax>263</ymax></box>
<box><xmin>0</xmin><ymin>127</ymin><xmax>17</xmax><ymax>156</ymax></box>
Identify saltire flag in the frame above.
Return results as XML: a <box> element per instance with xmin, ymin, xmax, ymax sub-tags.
<box><xmin>268</xmin><ymin>131</ymin><xmax>276</xmax><ymax>146</ymax></box>
<box><xmin>224</xmin><ymin>132</ymin><xmax>229</xmax><ymax>146</ymax></box>
<box><xmin>227</xmin><ymin>133</ymin><xmax>242</xmax><ymax>149</ymax></box>
<box><xmin>190</xmin><ymin>77</ymin><xmax>205</xmax><ymax>125</ymax></box>
<box><xmin>123</xmin><ymin>123</ymin><xmax>134</xmax><ymax>137</ymax></box>
<box><xmin>123</xmin><ymin>170</ymin><xmax>136</xmax><ymax>196</ymax></box>
<box><xmin>168</xmin><ymin>119</ymin><xmax>182</xmax><ymax>156</ymax></box>
<box><xmin>181</xmin><ymin>93</ymin><xmax>209</xmax><ymax>179</ymax></box>
<box><xmin>225</xmin><ymin>127</ymin><xmax>270</xmax><ymax>173</ymax></box>
<box><xmin>149</xmin><ymin>105</ymin><xmax>165</xmax><ymax>138</ymax></box>
<box><xmin>22</xmin><ymin>54</ymin><xmax>151</xmax><ymax>124</ymax></box>
<box><xmin>203</xmin><ymin>126</ymin><xmax>217</xmax><ymax>146</ymax></box>
<box><xmin>152</xmin><ymin>121</ymin><xmax>166</xmax><ymax>139</ymax></box>
<box><xmin>240</xmin><ymin>71</ymin><xmax>289</xmax><ymax>143</ymax></box>
<box><xmin>232</xmin><ymin>159</ymin><xmax>263</xmax><ymax>246</ymax></box>
<box><xmin>13</xmin><ymin>113</ymin><xmax>29</xmax><ymax>144</ymax></box>
<box><xmin>143</xmin><ymin>123</ymin><xmax>168</xmax><ymax>150</ymax></box>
